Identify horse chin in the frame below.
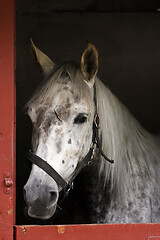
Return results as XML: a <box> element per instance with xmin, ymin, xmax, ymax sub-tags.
<box><xmin>27</xmin><ymin>204</ymin><xmax>57</xmax><ymax>220</ymax></box>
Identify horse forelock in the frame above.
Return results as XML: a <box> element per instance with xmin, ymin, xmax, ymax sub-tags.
<box><xmin>25</xmin><ymin>61</ymin><xmax>93</xmax><ymax>110</ymax></box>
<box><xmin>95</xmin><ymin>78</ymin><xmax>160</xmax><ymax>195</ymax></box>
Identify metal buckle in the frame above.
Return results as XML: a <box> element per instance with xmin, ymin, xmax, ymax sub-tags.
<box><xmin>94</xmin><ymin>114</ymin><xmax>100</xmax><ymax>128</ymax></box>
<box><xmin>90</xmin><ymin>142</ymin><xmax>97</xmax><ymax>163</ymax></box>
<box><xmin>87</xmin><ymin>159</ymin><xmax>92</xmax><ymax>166</ymax></box>
<box><xmin>65</xmin><ymin>182</ymin><xmax>74</xmax><ymax>196</ymax></box>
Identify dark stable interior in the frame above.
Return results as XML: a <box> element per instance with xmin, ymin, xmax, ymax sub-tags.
<box><xmin>16</xmin><ymin>0</ymin><xmax>160</xmax><ymax>225</ymax></box>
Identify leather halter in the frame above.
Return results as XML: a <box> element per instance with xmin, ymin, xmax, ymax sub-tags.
<box><xmin>26</xmin><ymin>84</ymin><xmax>114</xmax><ymax>196</ymax></box>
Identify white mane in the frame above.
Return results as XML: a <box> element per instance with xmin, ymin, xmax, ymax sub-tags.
<box><xmin>96</xmin><ymin>78</ymin><xmax>160</xmax><ymax>193</ymax></box>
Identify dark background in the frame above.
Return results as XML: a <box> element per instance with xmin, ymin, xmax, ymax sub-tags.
<box><xmin>16</xmin><ymin>0</ymin><xmax>160</xmax><ymax>224</ymax></box>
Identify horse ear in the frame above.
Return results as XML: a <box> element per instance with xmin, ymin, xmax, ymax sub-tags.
<box><xmin>30</xmin><ymin>38</ymin><xmax>55</xmax><ymax>76</ymax></box>
<box><xmin>81</xmin><ymin>42</ymin><xmax>98</xmax><ymax>87</ymax></box>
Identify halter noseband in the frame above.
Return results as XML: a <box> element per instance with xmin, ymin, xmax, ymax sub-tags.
<box><xmin>26</xmin><ymin>84</ymin><xmax>114</xmax><ymax>196</ymax></box>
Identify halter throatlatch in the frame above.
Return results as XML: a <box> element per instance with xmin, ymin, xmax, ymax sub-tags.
<box><xmin>26</xmin><ymin>84</ymin><xmax>114</xmax><ymax>196</ymax></box>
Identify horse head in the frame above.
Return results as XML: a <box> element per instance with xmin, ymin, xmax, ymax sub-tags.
<box><xmin>24</xmin><ymin>41</ymin><xmax>99</xmax><ymax>219</ymax></box>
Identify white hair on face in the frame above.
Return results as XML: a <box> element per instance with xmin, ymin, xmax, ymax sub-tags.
<box><xmin>95</xmin><ymin>77</ymin><xmax>160</xmax><ymax>194</ymax></box>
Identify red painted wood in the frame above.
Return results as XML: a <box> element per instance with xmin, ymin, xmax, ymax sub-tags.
<box><xmin>0</xmin><ymin>0</ymin><xmax>15</xmax><ymax>239</ymax></box>
<box><xmin>0</xmin><ymin>229</ymin><xmax>13</xmax><ymax>240</ymax></box>
<box><xmin>16</xmin><ymin>224</ymin><xmax>160</xmax><ymax>240</ymax></box>
<box><xmin>148</xmin><ymin>237</ymin><xmax>160</xmax><ymax>240</ymax></box>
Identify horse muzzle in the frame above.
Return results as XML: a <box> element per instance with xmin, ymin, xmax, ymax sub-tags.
<box><xmin>23</xmin><ymin>181</ymin><xmax>59</xmax><ymax>219</ymax></box>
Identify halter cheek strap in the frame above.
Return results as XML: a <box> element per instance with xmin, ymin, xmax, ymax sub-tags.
<box><xmin>26</xmin><ymin>144</ymin><xmax>96</xmax><ymax>194</ymax></box>
<box><xmin>26</xmin><ymin>84</ymin><xmax>114</xmax><ymax>196</ymax></box>
<box><xmin>93</xmin><ymin>84</ymin><xmax>114</xmax><ymax>164</ymax></box>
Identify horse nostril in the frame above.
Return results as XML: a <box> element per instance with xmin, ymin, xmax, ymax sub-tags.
<box><xmin>47</xmin><ymin>191</ymin><xmax>58</xmax><ymax>208</ymax></box>
<box><xmin>23</xmin><ymin>185</ymin><xmax>28</xmax><ymax>199</ymax></box>
<box><xmin>23</xmin><ymin>188</ymin><xmax>26</xmax><ymax>201</ymax></box>
<box><xmin>23</xmin><ymin>186</ymin><xmax>32</xmax><ymax>206</ymax></box>
<box><xmin>50</xmin><ymin>191</ymin><xmax>58</xmax><ymax>203</ymax></box>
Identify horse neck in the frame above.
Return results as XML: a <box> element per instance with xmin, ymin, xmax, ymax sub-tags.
<box><xmin>95</xmin><ymin>78</ymin><xmax>159</xmax><ymax>194</ymax></box>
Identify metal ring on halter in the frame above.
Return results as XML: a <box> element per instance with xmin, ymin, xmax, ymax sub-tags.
<box><xmin>94</xmin><ymin>114</ymin><xmax>100</xmax><ymax>129</ymax></box>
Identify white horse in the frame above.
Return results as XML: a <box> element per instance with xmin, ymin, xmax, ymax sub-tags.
<box><xmin>24</xmin><ymin>40</ymin><xmax>160</xmax><ymax>223</ymax></box>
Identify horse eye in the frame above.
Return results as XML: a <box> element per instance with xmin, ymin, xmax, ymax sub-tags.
<box><xmin>74</xmin><ymin>114</ymin><xmax>87</xmax><ymax>124</ymax></box>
